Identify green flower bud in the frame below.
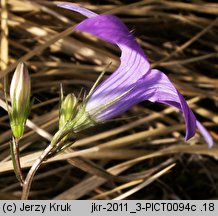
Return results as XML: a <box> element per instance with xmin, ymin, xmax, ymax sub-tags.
<box><xmin>9</xmin><ymin>62</ymin><xmax>31</xmax><ymax>138</ymax></box>
<box><xmin>59</xmin><ymin>93</ymin><xmax>78</xmax><ymax>129</ymax></box>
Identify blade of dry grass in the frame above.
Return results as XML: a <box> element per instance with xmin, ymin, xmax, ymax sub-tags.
<box><xmin>0</xmin><ymin>0</ymin><xmax>9</xmax><ymax>70</ymax></box>
<box><xmin>113</xmin><ymin>163</ymin><xmax>176</xmax><ymax>200</ymax></box>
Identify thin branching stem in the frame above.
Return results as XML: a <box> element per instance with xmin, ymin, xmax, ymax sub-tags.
<box><xmin>21</xmin><ymin>144</ymin><xmax>54</xmax><ymax>200</ymax></box>
<box><xmin>21</xmin><ymin>124</ymin><xmax>74</xmax><ymax>200</ymax></box>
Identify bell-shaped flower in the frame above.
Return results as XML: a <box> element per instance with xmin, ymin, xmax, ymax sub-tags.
<box><xmin>58</xmin><ymin>3</ymin><xmax>213</xmax><ymax>147</ymax></box>
<box><xmin>9</xmin><ymin>62</ymin><xmax>31</xmax><ymax>138</ymax></box>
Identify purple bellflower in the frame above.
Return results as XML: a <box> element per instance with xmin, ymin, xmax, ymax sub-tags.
<box><xmin>58</xmin><ymin>3</ymin><xmax>213</xmax><ymax>147</ymax></box>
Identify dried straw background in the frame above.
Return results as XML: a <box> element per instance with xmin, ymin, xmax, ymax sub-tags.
<box><xmin>0</xmin><ymin>0</ymin><xmax>218</xmax><ymax>200</ymax></box>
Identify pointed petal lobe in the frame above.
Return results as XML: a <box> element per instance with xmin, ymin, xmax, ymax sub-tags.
<box><xmin>57</xmin><ymin>3</ymin><xmax>97</xmax><ymax>18</ymax></box>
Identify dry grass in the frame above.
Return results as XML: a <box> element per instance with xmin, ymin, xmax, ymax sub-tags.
<box><xmin>0</xmin><ymin>0</ymin><xmax>217</xmax><ymax>199</ymax></box>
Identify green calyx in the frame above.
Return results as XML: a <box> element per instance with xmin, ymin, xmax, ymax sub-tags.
<box><xmin>52</xmin><ymin>103</ymin><xmax>96</xmax><ymax>148</ymax></box>
<box><xmin>10</xmin><ymin>122</ymin><xmax>25</xmax><ymax>138</ymax></box>
<box><xmin>9</xmin><ymin>97</ymin><xmax>31</xmax><ymax>138</ymax></box>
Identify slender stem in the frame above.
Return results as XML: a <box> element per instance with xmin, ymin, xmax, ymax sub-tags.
<box><xmin>14</xmin><ymin>138</ymin><xmax>24</xmax><ymax>185</ymax></box>
<box><xmin>21</xmin><ymin>124</ymin><xmax>71</xmax><ymax>200</ymax></box>
<box><xmin>10</xmin><ymin>137</ymin><xmax>24</xmax><ymax>185</ymax></box>
<box><xmin>21</xmin><ymin>144</ymin><xmax>53</xmax><ymax>200</ymax></box>
<box><xmin>21</xmin><ymin>114</ymin><xmax>83</xmax><ymax>199</ymax></box>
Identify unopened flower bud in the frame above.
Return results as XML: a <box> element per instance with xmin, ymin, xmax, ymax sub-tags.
<box><xmin>59</xmin><ymin>93</ymin><xmax>78</xmax><ymax>129</ymax></box>
<box><xmin>9</xmin><ymin>62</ymin><xmax>31</xmax><ymax>138</ymax></box>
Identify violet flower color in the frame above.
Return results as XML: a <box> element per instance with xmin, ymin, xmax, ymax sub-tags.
<box><xmin>58</xmin><ymin>3</ymin><xmax>213</xmax><ymax>147</ymax></box>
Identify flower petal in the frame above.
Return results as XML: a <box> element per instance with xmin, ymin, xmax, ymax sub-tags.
<box><xmin>58</xmin><ymin>3</ymin><xmax>97</xmax><ymax>18</ymax></box>
<box><xmin>93</xmin><ymin>69</ymin><xmax>196</xmax><ymax>140</ymax></box>
<box><xmin>58</xmin><ymin>3</ymin><xmax>213</xmax><ymax>146</ymax></box>
<box><xmin>142</xmin><ymin>69</ymin><xmax>197</xmax><ymax>140</ymax></box>
<box><xmin>77</xmin><ymin>15</ymin><xmax>150</xmax><ymax>114</ymax></box>
<box><xmin>196</xmin><ymin>121</ymin><xmax>213</xmax><ymax>148</ymax></box>
<box><xmin>58</xmin><ymin>3</ymin><xmax>150</xmax><ymax>114</ymax></box>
